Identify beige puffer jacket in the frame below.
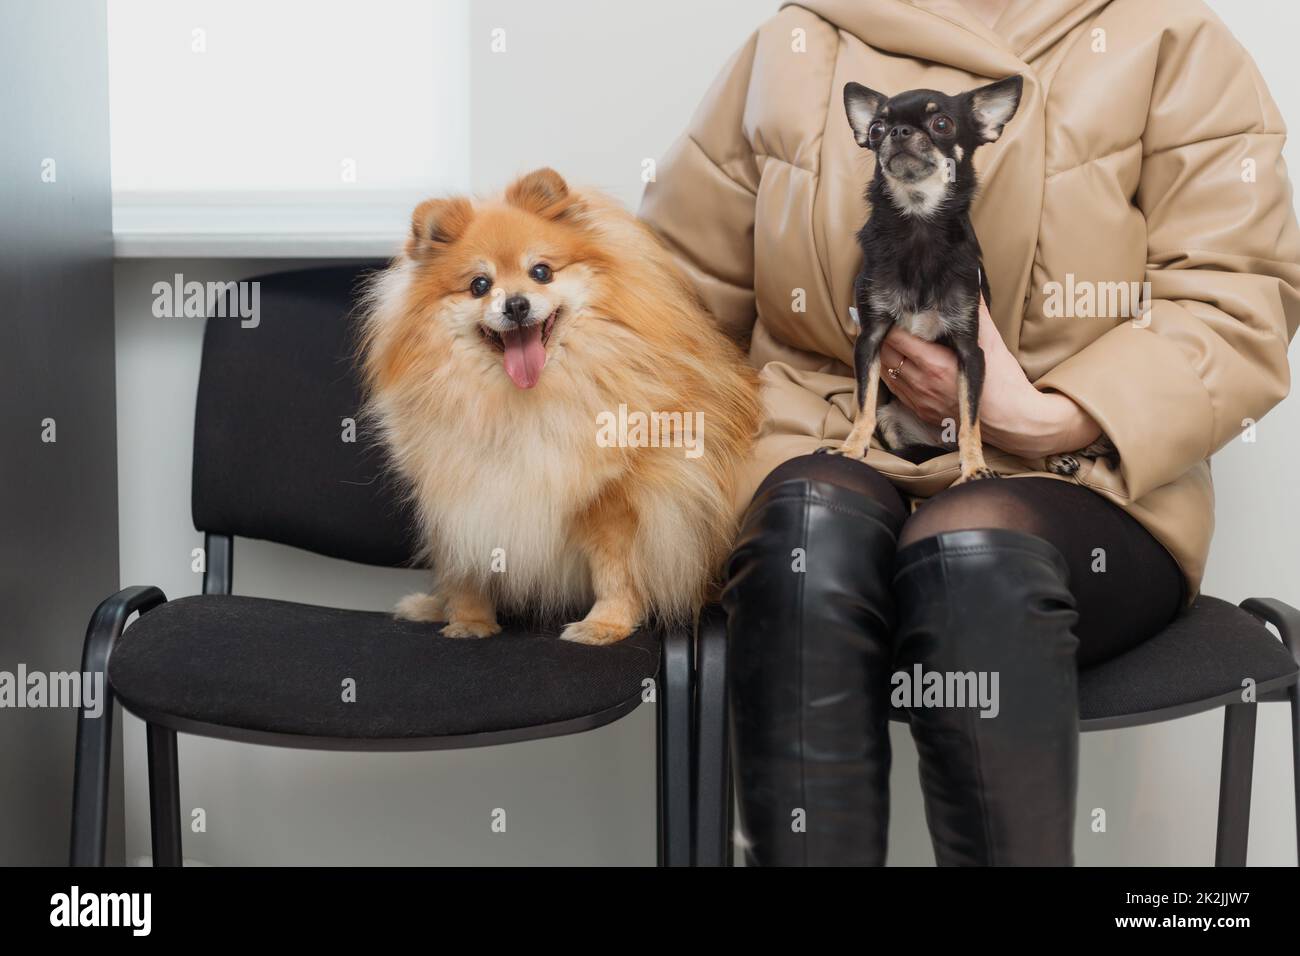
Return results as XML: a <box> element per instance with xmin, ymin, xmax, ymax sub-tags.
<box><xmin>641</xmin><ymin>0</ymin><xmax>1300</xmax><ymax>597</ymax></box>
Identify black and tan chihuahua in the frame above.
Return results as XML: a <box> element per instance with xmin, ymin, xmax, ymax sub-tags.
<box><xmin>835</xmin><ymin>75</ymin><xmax>1023</xmax><ymax>482</ymax></box>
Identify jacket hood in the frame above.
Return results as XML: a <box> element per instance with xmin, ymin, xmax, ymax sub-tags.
<box><xmin>789</xmin><ymin>0</ymin><xmax>1115</xmax><ymax>74</ymax></box>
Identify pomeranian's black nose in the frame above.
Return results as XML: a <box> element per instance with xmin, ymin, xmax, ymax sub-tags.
<box><xmin>890</xmin><ymin>124</ymin><xmax>914</xmax><ymax>138</ymax></box>
<box><xmin>503</xmin><ymin>295</ymin><xmax>531</xmax><ymax>325</ymax></box>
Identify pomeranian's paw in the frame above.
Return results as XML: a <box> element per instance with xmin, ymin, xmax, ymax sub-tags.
<box><xmin>440</xmin><ymin>619</ymin><xmax>501</xmax><ymax>639</ymax></box>
<box><xmin>1045</xmin><ymin>453</ymin><xmax>1080</xmax><ymax>476</ymax></box>
<box><xmin>560</xmin><ymin>619</ymin><xmax>636</xmax><ymax>646</ymax></box>
<box><xmin>394</xmin><ymin>592</ymin><xmax>445</xmax><ymax>622</ymax></box>
<box><xmin>955</xmin><ymin>466</ymin><xmax>1000</xmax><ymax>485</ymax></box>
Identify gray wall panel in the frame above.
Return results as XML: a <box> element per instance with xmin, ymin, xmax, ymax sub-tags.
<box><xmin>0</xmin><ymin>0</ymin><xmax>120</xmax><ymax>865</ymax></box>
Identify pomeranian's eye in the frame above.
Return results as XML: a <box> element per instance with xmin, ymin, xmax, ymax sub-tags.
<box><xmin>930</xmin><ymin>115</ymin><xmax>954</xmax><ymax>136</ymax></box>
<box><xmin>469</xmin><ymin>275</ymin><xmax>491</xmax><ymax>297</ymax></box>
<box><xmin>529</xmin><ymin>263</ymin><xmax>553</xmax><ymax>284</ymax></box>
<box><xmin>868</xmin><ymin>120</ymin><xmax>885</xmax><ymax>143</ymax></box>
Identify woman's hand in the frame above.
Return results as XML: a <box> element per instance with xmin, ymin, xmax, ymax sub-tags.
<box><xmin>878</xmin><ymin>297</ymin><xmax>1102</xmax><ymax>459</ymax></box>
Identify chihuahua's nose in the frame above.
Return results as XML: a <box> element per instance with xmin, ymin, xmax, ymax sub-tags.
<box><xmin>891</xmin><ymin>125</ymin><xmax>914</xmax><ymax>139</ymax></box>
<box><xmin>503</xmin><ymin>295</ymin><xmax>531</xmax><ymax>325</ymax></box>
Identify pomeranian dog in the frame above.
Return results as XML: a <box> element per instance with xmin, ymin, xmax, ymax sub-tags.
<box><xmin>359</xmin><ymin>168</ymin><xmax>760</xmax><ymax>645</ymax></box>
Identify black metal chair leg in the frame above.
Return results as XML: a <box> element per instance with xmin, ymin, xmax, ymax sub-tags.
<box><xmin>1291</xmin><ymin>684</ymin><xmax>1300</xmax><ymax>866</ymax></box>
<box><xmin>694</xmin><ymin>606</ymin><xmax>730</xmax><ymax>866</ymax></box>
<box><xmin>147</xmin><ymin>723</ymin><xmax>184</xmax><ymax>867</ymax></box>
<box><xmin>657</xmin><ymin>624</ymin><xmax>693</xmax><ymax>867</ymax></box>
<box><xmin>1215</xmin><ymin>702</ymin><xmax>1257</xmax><ymax>866</ymax></box>
<box><xmin>70</xmin><ymin>586</ymin><xmax>167</xmax><ymax>866</ymax></box>
<box><xmin>726</xmin><ymin>752</ymin><xmax>736</xmax><ymax>865</ymax></box>
<box><xmin>1239</xmin><ymin>597</ymin><xmax>1300</xmax><ymax>865</ymax></box>
<box><xmin>70</xmin><ymin>683</ymin><xmax>116</xmax><ymax>867</ymax></box>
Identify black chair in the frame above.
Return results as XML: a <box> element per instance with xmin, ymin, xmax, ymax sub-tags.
<box><xmin>70</xmin><ymin>265</ymin><xmax>694</xmax><ymax>867</ymax></box>
<box><xmin>72</xmin><ymin>263</ymin><xmax>1300</xmax><ymax>868</ymax></box>
<box><xmin>694</xmin><ymin>593</ymin><xmax>1300</xmax><ymax>866</ymax></box>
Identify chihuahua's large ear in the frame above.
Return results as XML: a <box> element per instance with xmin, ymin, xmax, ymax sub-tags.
<box><xmin>505</xmin><ymin>167</ymin><xmax>581</xmax><ymax>220</ymax></box>
<box><xmin>969</xmin><ymin>75</ymin><xmax>1023</xmax><ymax>143</ymax></box>
<box><xmin>844</xmin><ymin>82</ymin><xmax>886</xmax><ymax>146</ymax></box>
<box><xmin>408</xmin><ymin>197</ymin><xmax>474</xmax><ymax>256</ymax></box>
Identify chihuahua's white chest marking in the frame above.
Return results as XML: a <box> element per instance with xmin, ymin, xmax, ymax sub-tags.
<box><xmin>884</xmin><ymin>165</ymin><xmax>947</xmax><ymax>218</ymax></box>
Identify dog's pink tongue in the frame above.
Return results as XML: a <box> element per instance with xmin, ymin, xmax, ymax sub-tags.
<box><xmin>501</xmin><ymin>324</ymin><xmax>546</xmax><ymax>389</ymax></box>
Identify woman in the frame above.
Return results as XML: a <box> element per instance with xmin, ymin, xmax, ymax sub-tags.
<box><xmin>641</xmin><ymin>0</ymin><xmax>1300</xmax><ymax>865</ymax></box>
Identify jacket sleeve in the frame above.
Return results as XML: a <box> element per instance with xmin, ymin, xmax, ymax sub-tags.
<box><xmin>1034</xmin><ymin>16</ymin><xmax>1300</xmax><ymax>501</ymax></box>
<box><xmin>638</xmin><ymin>33</ymin><xmax>762</xmax><ymax>344</ymax></box>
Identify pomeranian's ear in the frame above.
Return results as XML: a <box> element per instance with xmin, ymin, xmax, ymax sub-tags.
<box><xmin>408</xmin><ymin>197</ymin><xmax>474</xmax><ymax>255</ymax></box>
<box><xmin>969</xmin><ymin>75</ymin><xmax>1023</xmax><ymax>143</ymax></box>
<box><xmin>505</xmin><ymin>167</ymin><xmax>581</xmax><ymax>220</ymax></box>
<box><xmin>844</xmin><ymin>82</ymin><xmax>886</xmax><ymax>146</ymax></box>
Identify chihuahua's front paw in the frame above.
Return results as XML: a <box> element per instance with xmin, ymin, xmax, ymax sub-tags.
<box><xmin>394</xmin><ymin>592</ymin><xmax>445</xmax><ymax>622</ymax></box>
<box><xmin>1045</xmin><ymin>454</ymin><xmax>1080</xmax><ymax>476</ymax></box>
<box><xmin>955</xmin><ymin>466</ymin><xmax>1000</xmax><ymax>485</ymax></box>
<box><xmin>828</xmin><ymin>441</ymin><xmax>870</xmax><ymax>461</ymax></box>
<box><xmin>560</xmin><ymin>618</ymin><xmax>635</xmax><ymax>647</ymax></box>
<box><xmin>441</xmin><ymin>619</ymin><xmax>501</xmax><ymax>639</ymax></box>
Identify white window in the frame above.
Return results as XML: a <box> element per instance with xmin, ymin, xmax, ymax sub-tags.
<box><xmin>108</xmin><ymin>0</ymin><xmax>470</xmax><ymax>256</ymax></box>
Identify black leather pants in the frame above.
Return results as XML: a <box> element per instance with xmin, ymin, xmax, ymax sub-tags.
<box><xmin>724</xmin><ymin>461</ymin><xmax>1083</xmax><ymax>866</ymax></box>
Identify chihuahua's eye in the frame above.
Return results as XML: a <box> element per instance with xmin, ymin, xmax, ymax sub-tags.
<box><xmin>529</xmin><ymin>263</ymin><xmax>553</xmax><ymax>284</ymax></box>
<box><xmin>868</xmin><ymin>120</ymin><xmax>885</xmax><ymax>143</ymax></box>
<box><xmin>930</xmin><ymin>114</ymin><xmax>954</xmax><ymax>136</ymax></box>
<box><xmin>469</xmin><ymin>276</ymin><xmax>491</xmax><ymax>297</ymax></box>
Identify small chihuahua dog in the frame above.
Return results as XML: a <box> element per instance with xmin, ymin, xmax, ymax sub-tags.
<box><xmin>835</xmin><ymin>76</ymin><xmax>1022</xmax><ymax>481</ymax></box>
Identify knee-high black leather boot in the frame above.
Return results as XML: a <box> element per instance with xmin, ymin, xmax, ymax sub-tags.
<box><xmin>893</xmin><ymin>528</ymin><xmax>1080</xmax><ymax>866</ymax></box>
<box><xmin>723</xmin><ymin>478</ymin><xmax>900</xmax><ymax>865</ymax></box>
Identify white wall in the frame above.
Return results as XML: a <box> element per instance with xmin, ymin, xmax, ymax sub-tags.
<box><xmin>466</xmin><ymin>0</ymin><xmax>764</xmax><ymax>201</ymax></box>
<box><xmin>114</xmin><ymin>0</ymin><xmax>1298</xmax><ymax>866</ymax></box>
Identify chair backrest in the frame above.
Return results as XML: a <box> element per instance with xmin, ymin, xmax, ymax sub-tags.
<box><xmin>191</xmin><ymin>264</ymin><xmax>422</xmax><ymax>568</ymax></box>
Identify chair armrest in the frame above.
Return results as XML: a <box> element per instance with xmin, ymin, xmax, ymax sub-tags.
<box><xmin>80</xmin><ymin>585</ymin><xmax>169</xmax><ymax>675</ymax></box>
<box><xmin>1240</xmin><ymin>597</ymin><xmax>1300</xmax><ymax>665</ymax></box>
<box><xmin>71</xmin><ymin>585</ymin><xmax>167</xmax><ymax>866</ymax></box>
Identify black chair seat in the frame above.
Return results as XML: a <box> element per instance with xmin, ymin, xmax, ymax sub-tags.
<box><xmin>885</xmin><ymin>596</ymin><xmax>1297</xmax><ymax>729</ymax></box>
<box><xmin>107</xmin><ymin>595</ymin><xmax>661</xmax><ymax>749</ymax></box>
<box><xmin>1077</xmin><ymin>595</ymin><xmax>1297</xmax><ymax>728</ymax></box>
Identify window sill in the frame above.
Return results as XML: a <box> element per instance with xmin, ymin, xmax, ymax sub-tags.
<box><xmin>112</xmin><ymin>192</ymin><xmax>418</xmax><ymax>259</ymax></box>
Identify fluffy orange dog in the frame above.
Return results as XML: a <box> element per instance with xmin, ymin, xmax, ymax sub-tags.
<box><xmin>360</xmin><ymin>168</ymin><xmax>760</xmax><ymax>645</ymax></box>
